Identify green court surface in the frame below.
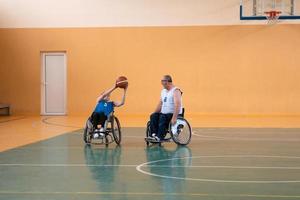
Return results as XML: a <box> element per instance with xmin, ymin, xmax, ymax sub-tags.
<box><xmin>1</xmin><ymin>127</ymin><xmax>300</xmax><ymax>200</ymax></box>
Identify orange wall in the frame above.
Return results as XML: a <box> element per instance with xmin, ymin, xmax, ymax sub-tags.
<box><xmin>0</xmin><ymin>25</ymin><xmax>300</xmax><ymax>116</ymax></box>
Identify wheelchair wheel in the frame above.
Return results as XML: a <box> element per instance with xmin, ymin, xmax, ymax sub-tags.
<box><xmin>146</xmin><ymin>121</ymin><xmax>151</xmax><ymax>146</ymax></box>
<box><xmin>83</xmin><ymin>119</ymin><xmax>93</xmax><ymax>144</ymax></box>
<box><xmin>169</xmin><ymin>118</ymin><xmax>192</xmax><ymax>145</ymax></box>
<box><xmin>112</xmin><ymin>116</ymin><xmax>122</xmax><ymax>145</ymax></box>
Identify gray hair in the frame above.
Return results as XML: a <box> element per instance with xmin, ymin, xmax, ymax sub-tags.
<box><xmin>163</xmin><ymin>75</ymin><xmax>173</xmax><ymax>83</ymax></box>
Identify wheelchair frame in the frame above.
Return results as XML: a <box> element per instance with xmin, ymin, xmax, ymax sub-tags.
<box><xmin>145</xmin><ymin>110</ymin><xmax>192</xmax><ymax>146</ymax></box>
<box><xmin>83</xmin><ymin>112</ymin><xmax>122</xmax><ymax>146</ymax></box>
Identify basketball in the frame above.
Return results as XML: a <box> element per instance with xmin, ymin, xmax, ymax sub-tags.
<box><xmin>116</xmin><ymin>76</ymin><xmax>128</xmax><ymax>89</ymax></box>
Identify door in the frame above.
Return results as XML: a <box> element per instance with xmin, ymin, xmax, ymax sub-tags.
<box><xmin>41</xmin><ymin>52</ymin><xmax>67</xmax><ymax>115</ymax></box>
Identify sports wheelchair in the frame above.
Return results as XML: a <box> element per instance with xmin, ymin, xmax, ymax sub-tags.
<box><xmin>145</xmin><ymin>109</ymin><xmax>192</xmax><ymax>146</ymax></box>
<box><xmin>83</xmin><ymin>112</ymin><xmax>121</xmax><ymax>146</ymax></box>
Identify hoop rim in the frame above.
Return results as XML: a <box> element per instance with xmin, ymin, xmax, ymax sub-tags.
<box><xmin>264</xmin><ymin>10</ymin><xmax>282</xmax><ymax>24</ymax></box>
<box><xmin>264</xmin><ymin>10</ymin><xmax>282</xmax><ymax>17</ymax></box>
<box><xmin>264</xmin><ymin>10</ymin><xmax>282</xmax><ymax>14</ymax></box>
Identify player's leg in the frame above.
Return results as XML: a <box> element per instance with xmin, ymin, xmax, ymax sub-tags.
<box><xmin>157</xmin><ymin>113</ymin><xmax>173</xmax><ymax>141</ymax></box>
<box><xmin>150</xmin><ymin>112</ymin><xmax>160</xmax><ymax>137</ymax></box>
<box><xmin>98</xmin><ymin>112</ymin><xmax>108</xmax><ymax>128</ymax></box>
<box><xmin>90</xmin><ymin>112</ymin><xmax>101</xmax><ymax>129</ymax></box>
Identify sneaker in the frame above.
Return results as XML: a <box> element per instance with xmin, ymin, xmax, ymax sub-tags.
<box><xmin>94</xmin><ymin>133</ymin><xmax>105</xmax><ymax>139</ymax></box>
<box><xmin>94</xmin><ymin>128</ymin><xmax>100</xmax><ymax>133</ymax></box>
<box><xmin>146</xmin><ymin>134</ymin><xmax>160</xmax><ymax>142</ymax></box>
<box><xmin>146</xmin><ymin>133</ymin><xmax>156</xmax><ymax>140</ymax></box>
<box><xmin>99</xmin><ymin>132</ymin><xmax>105</xmax><ymax>138</ymax></box>
<box><xmin>153</xmin><ymin>136</ymin><xmax>160</xmax><ymax>142</ymax></box>
<box><xmin>94</xmin><ymin>128</ymin><xmax>105</xmax><ymax>138</ymax></box>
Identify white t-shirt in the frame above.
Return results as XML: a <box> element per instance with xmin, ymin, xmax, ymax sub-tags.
<box><xmin>161</xmin><ymin>87</ymin><xmax>183</xmax><ymax>114</ymax></box>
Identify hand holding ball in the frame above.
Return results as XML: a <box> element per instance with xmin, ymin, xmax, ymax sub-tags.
<box><xmin>116</xmin><ymin>76</ymin><xmax>128</xmax><ymax>89</ymax></box>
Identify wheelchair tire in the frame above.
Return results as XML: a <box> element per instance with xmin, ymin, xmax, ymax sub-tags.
<box><xmin>112</xmin><ymin>116</ymin><xmax>122</xmax><ymax>145</ymax></box>
<box><xmin>169</xmin><ymin>118</ymin><xmax>192</xmax><ymax>145</ymax></box>
<box><xmin>83</xmin><ymin>118</ymin><xmax>93</xmax><ymax>144</ymax></box>
<box><xmin>146</xmin><ymin>121</ymin><xmax>151</xmax><ymax>146</ymax></box>
<box><xmin>83</xmin><ymin>125</ymin><xmax>91</xmax><ymax>144</ymax></box>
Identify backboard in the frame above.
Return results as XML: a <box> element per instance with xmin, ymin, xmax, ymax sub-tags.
<box><xmin>240</xmin><ymin>0</ymin><xmax>300</xmax><ymax>20</ymax></box>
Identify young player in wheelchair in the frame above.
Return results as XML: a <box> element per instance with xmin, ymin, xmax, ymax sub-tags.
<box><xmin>84</xmin><ymin>77</ymin><xmax>128</xmax><ymax>145</ymax></box>
<box><xmin>145</xmin><ymin>75</ymin><xmax>191</xmax><ymax>146</ymax></box>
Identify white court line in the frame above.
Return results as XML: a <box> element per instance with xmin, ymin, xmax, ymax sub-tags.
<box><xmin>41</xmin><ymin>117</ymin><xmax>82</xmax><ymax>128</ymax></box>
<box><xmin>0</xmin><ymin>164</ymin><xmax>137</xmax><ymax>167</ymax></box>
<box><xmin>136</xmin><ymin>155</ymin><xmax>300</xmax><ymax>183</ymax></box>
<box><xmin>2</xmin><ymin>155</ymin><xmax>300</xmax><ymax>168</ymax></box>
<box><xmin>192</xmin><ymin>131</ymin><xmax>300</xmax><ymax>141</ymax></box>
<box><xmin>17</xmin><ymin>146</ymin><xmax>90</xmax><ymax>149</ymax></box>
<box><xmin>0</xmin><ymin>116</ymin><xmax>26</xmax><ymax>124</ymax></box>
<box><xmin>148</xmin><ymin>165</ymin><xmax>300</xmax><ymax>169</ymax></box>
<box><xmin>0</xmin><ymin>191</ymin><xmax>300</xmax><ymax>198</ymax></box>
<box><xmin>1</xmin><ymin>163</ymin><xmax>300</xmax><ymax>170</ymax></box>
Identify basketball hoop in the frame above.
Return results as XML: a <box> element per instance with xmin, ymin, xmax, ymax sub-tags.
<box><xmin>264</xmin><ymin>10</ymin><xmax>282</xmax><ymax>24</ymax></box>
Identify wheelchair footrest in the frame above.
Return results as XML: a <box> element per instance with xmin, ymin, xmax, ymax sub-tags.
<box><xmin>145</xmin><ymin>137</ymin><xmax>171</xmax><ymax>143</ymax></box>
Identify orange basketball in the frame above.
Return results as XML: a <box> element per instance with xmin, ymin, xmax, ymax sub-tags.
<box><xmin>116</xmin><ymin>76</ymin><xmax>128</xmax><ymax>89</ymax></box>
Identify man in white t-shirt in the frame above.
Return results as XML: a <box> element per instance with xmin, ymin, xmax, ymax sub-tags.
<box><xmin>149</xmin><ymin>75</ymin><xmax>183</xmax><ymax>142</ymax></box>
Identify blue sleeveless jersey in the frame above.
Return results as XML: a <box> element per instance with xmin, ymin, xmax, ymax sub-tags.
<box><xmin>94</xmin><ymin>100</ymin><xmax>114</xmax><ymax>116</ymax></box>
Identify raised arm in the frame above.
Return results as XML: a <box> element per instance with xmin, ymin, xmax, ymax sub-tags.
<box><xmin>114</xmin><ymin>87</ymin><xmax>127</xmax><ymax>107</ymax></box>
<box><xmin>96</xmin><ymin>85</ymin><xmax>116</xmax><ymax>102</ymax></box>
<box><xmin>171</xmin><ymin>89</ymin><xmax>182</xmax><ymax>125</ymax></box>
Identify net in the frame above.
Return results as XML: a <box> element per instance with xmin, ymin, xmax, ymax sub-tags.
<box><xmin>264</xmin><ymin>10</ymin><xmax>282</xmax><ymax>24</ymax></box>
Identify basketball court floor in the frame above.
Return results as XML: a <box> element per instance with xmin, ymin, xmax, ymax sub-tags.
<box><xmin>1</xmin><ymin>116</ymin><xmax>300</xmax><ymax>200</ymax></box>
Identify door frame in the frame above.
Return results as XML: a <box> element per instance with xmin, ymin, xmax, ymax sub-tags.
<box><xmin>41</xmin><ymin>52</ymin><xmax>67</xmax><ymax>115</ymax></box>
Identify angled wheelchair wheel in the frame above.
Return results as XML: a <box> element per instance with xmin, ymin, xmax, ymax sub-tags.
<box><xmin>83</xmin><ymin>126</ymin><xmax>89</xmax><ymax>144</ymax></box>
<box><xmin>169</xmin><ymin>118</ymin><xmax>192</xmax><ymax>145</ymax></box>
<box><xmin>83</xmin><ymin>119</ymin><xmax>93</xmax><ymax>144</ymax></box>
<box><xmin>145</xmin><ymin>121</ymin><xmax>151</xmax><ymax>146</ymax></box>
<box><xmin>111</xmin><ymin>116</ymin><xmax>122</xmax><ymax>145</ymax></box>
